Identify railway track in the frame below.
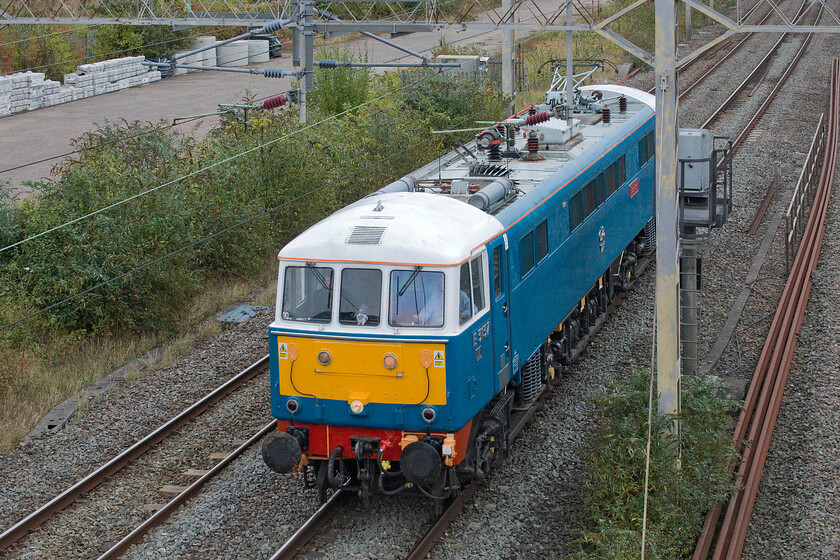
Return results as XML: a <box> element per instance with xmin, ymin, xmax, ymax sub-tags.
<box><xmin>645</xmin><ymin>0</ymin><xmax>769</xmax><ymax>99</ymax></box>
<box><xmin>266</xmin><ymin>478</ymin><xmax>481</xmax><ymax>560</ymax></box>
<box><xmin>262</xmin><ymin>257</ymin><xmax>656</xmax><ymax>560</ymax></box>
<box><xmin>693</xmin><ymin>56</ymin><xmax>840</xmax><ymax>560</ymax></box>
<box><xmin>701</xmin><ymin>0</ymin><xmax>821</xmax><ymax>141</ymax></box>
<box><xmin>0</xmin><ymin>355</ymin><xmax>270</xmax><ymax>555</ymax></box>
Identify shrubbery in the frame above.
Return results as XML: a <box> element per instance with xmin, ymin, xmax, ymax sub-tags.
<box><xmin>575</xmin><ymin>369</ymin><xmax>738</xmax><ymax>559</ymax></box>
<box><xmin>0</xmin><ymin>69</ymin><xmax>506</xmax><ymax>343</ymax></box>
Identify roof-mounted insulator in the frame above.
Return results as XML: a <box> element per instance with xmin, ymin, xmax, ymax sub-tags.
<box><xmin>602</xmin><ymin>105</ymin><xmax>611</xmax><ymax>124</ymax></box>
<box><xmin>261</xmin><ymin>94</ymin><xmax>287</xmax><ymax>110</ymax></box>
<box><xmin>525</xmin><ymin>111</ymin><xmax>551</xmax><ymax>126</ymax></box>
<box><xmin>477</xmin><ymin>128</ymin><xmax>502</xmax><ymax>151</ymax></box>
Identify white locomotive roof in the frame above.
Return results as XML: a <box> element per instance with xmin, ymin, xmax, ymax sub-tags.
<box><xmin>278</xmin><ymin>191</ymin><xmax>504</xmax><ymax>266</ymax></box>
<box><xmin>579</xmin><ymin>84</ymin><xmax>655</xmax><ymax>109</ymax></box>
<box><xmin>402</xmin><ymin>86</ymin><xmax>655</xmax><ymax>221</ymax></box>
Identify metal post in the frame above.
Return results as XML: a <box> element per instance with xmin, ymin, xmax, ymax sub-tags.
<box><xmin>655</xmin><ymin>0</ymin><xmax>681</xmax><ymax>434</ymax></box>
<box><xmin>565</xmin><ymin>0</ymin><xmax>574</xmax><ymax>120</ymax></box>
<box><xmin>686</xmin><ymin>3</ymin><xmax>692</xmax><ymax>40</ymax></box>
<box><xmin>681</xmin><ymin>234</ymin><xmax>698</xmax><ymax>376</ymax></box>
<box><xmin>501</xmin><ymin>0</ymin><xmax>515</xmax><ymax>108</ymax></box>
<box><xmin>292</xmin><ymin>0</ymin><xmax>301</xmax><ymax>68</ymax></box>
<box><xmin>302</xmin><ymin>0</ymin><xmax>314</xmax><ymax>92</ymax></box>
<box><xmin>299</xmin><ymin>89</ymin><xmax>306</xmax><ymax>123</ymax></box>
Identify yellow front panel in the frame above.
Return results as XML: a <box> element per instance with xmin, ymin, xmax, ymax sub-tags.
<box><xmin>277</xmin><ymin>338</ymin><xmax>447</xmax><ymax>405</ymax></box>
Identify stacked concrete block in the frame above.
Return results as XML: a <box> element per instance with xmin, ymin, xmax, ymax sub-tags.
<box><xmin>76</xmin><ymin>56</ymin><xmax>150</xmax><ymax>85</ymax></box>
<box><xmin>0</xmin><ymin>75</ymin><xmax>11</xmax><ymax>115</ymax></box>
<box><xmin>196</xmin><ymin>36</ymin><xmax>218</xmax><ymax>67</ymax></box>
<box><xmin>0</xmin><ymin>56</ymin><xmax>162</xmax><ymax>117</ymax></box>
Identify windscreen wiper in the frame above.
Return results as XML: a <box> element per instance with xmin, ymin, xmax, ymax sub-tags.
<box><xmin>397</xmin><ymin>266</ymin><xmax>423</xmax><ymax>297</ymax></box>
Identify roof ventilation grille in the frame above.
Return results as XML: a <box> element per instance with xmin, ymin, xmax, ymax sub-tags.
<box><xmin>469</xmin><ymin>163</ymin><xmax>509</xmax><ymax>177</ymax></box>
<box><xmin>347</xmin><ymin>225</ymin><xmax>387</xmax><ymax>245</ymax></box>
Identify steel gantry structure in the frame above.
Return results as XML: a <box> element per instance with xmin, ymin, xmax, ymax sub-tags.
<box><xmin>4</xmin><ymin>0</ymin><xmax>840</xmax><ymax>431</ymax></box>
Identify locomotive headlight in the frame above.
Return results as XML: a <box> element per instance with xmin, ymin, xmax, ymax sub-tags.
<box><xmin>286</xmin><ymin>398</ymin><xmax>300</xmax><ymax>414</ymax></box>
<box><xmin>317</xmin><ymin>350</ymin><xmax>332</xmax><ymax>366</ymax></box>
<box><xmin>350</xmin><ymin>399</ymin><xmax>365</xmax><ymax>414</ymax></box>
<box><xmin>383</xmin><ymin>353</ymin><xmax>397</xmax><ymax>370</ymax></box>
<box><xmin>421</xmin><ymin>407</ymin><xmax>437</xmax><ymax>423</ymax></box>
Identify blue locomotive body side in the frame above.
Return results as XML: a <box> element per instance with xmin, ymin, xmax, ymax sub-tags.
<box><xmin>499</xmin><ymin>107</ymin><xmax>655</xmax><ymax>372</ymax></box>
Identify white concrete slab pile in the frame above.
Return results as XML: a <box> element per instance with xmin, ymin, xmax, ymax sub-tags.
<box><xmin>0</xmin><ymin>56</ymin><xmax>162</xmax><ymax>117</ymax></box>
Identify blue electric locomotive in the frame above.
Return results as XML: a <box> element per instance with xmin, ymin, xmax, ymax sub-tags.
<box><xmin>262</xmin><ymin>85</ymin><xmax>657</xmax><ymax>502</ymax></box>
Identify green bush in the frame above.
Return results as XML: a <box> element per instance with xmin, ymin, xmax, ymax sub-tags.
<box><xmin>94</xmin><ymin>25</ymin><xmax>196</xmax><ymax>59</ymax></box>
<box><xmin>6</xmin><ymin>121</ymin><xmax>201</xmax><ymax>335</ymax></box>
<box><xmin>0</xmin><ymin>25</ymin><xmax>83</xmax><ymax>81</ymax></box>
<box><xmin>575</xmin><ymin>369</ymin><xmax>738</xmax><ymax>559</ymax></box>
<box><xmin>0</xmin><ymin>71</ymin><xmax>506</xmax><ymax>343</ymax></box>
<box><xmin>308</xmin><ymin>48</ymin><xmax>371</xmax><ymax>116</ymax></box>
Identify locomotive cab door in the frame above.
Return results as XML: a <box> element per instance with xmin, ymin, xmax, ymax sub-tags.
<box><xmin>489</xmin><ymin>237</ymin><xmax>512</xmax><ymax>393</ymax></box>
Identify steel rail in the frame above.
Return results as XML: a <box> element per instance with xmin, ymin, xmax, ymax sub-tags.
<box><xmin>701</xmin><ymin>22</ymin><xmax>797</xmax><ymax>130</ymax></box>
<box><xmin>644</xmin><ymin>0</ymin><xmax>766</xmax><ymax>97</ymax></box>
<box><xmin>718</xmin><ymin>57</ymin><xmax>840</xmax><ymax>560</ymax></box>
<box><xmin>677</xmin><ymin>1</ymin><xmax>775</xmax><ymax>100</ymax></box>
<box><xmin>0</xmin><ymin>355</ymin><xmax>270</xmax><ymax>551</ymax></box>
<box><xmin>693</xmin><ymin>56</ymin><xmax>840</xmax><ymax>560</ymax></box>
<box><xmin>97</xmin><ymin>420</ymin><xmax>278</xmax><ymax>560</ymax></box>
<box><xmin>405</xmin><ymin>483</ymin><xmax>480</xmax><ymax>560</ymax></box>
<box><xmin>728</xmin><ymin>23</ymin><xmax>818</xmax><ymax>152</ymax></box>
<box><xmin>268</xmin><ymin>488</ymin><xmax>348</xmax><ymax>560</ymax></box>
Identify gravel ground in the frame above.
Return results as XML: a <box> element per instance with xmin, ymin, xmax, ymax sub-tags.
<box><xmin>4</xmin><ymin>10</ymin><xmax>840</xmax><ymax>560</ymax></box>
<box><xmin>739</xmin><ymin>30</ymin><xmax>840</xmax><ymax>560</ymax></box>
<box><xmin>0</xmin><ymin>310</ymin><xmax>272</xmax><ymax>559</ymax></box>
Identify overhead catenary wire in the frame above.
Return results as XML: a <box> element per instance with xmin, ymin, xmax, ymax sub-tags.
<box><xmin>0</xmin><ymin>94</ymin><xmax>509</xmax><ymax>333</ymax></box>
<box><xmin>0</xmin><ymin>72</ymin><xmax>441</xmax><ymax>255</ymax></box>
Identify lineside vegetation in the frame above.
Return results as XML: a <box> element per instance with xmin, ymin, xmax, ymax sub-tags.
<box><xmin>0</xmin><ymin>64</ymin><xmax>506</xmax><ymax>450</ymax></box>
<box><xmin>574</xmin><ymin>370</ymin><xmax>739</xmax><ymax>559</ymax></box>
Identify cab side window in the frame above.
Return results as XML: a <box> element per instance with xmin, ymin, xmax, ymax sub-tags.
<box><xmin>460</xmin><ymin>254</ymin><xmax>486</xmax><ymax>325</ymax></box>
